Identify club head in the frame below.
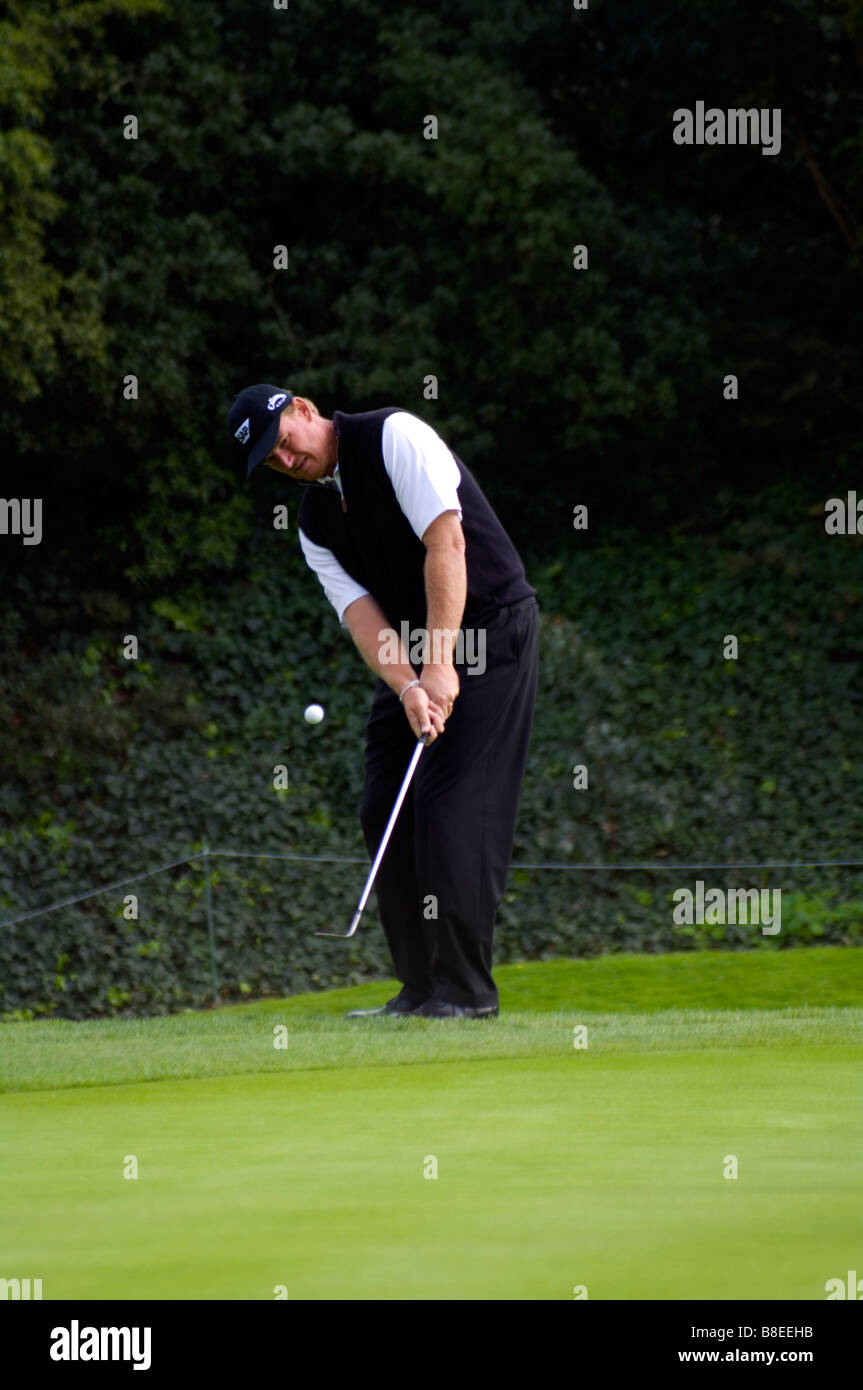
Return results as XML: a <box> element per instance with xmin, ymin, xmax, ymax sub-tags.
<box><xmin>316</xmin><ymin>909</ymin><xmax>362</xmax><ymax>940</ymax></box>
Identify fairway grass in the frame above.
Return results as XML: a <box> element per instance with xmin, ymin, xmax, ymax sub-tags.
<box><xmin>2</xmin><ymin>949</ymin><xmax>861</xmax><ymax>1300</ymax></box>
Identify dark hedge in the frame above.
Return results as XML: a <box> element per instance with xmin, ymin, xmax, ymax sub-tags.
<box><xmin>2</xmin><ymin>482</ymin><xmax>861</xmax><ymax>1018</ymax></box>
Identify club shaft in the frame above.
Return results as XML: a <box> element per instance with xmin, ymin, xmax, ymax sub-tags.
<box><xmin>355</xmin><ymin>737</ymin><xmax>426</xmax><ymax>917</ymax></box>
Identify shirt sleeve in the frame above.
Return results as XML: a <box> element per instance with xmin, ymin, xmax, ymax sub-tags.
<box><xmin>298</xmin><ymin>527</ymin><xmax>370</xmax><ymax>627</ymax></box>
<box><xmin>381</xmin><ymin>412</ymin><xmax>463</xmax><ymax>542</ymax></box>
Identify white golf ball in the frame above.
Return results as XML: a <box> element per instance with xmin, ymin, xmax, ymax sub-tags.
<box><xmin>304</xmin><ymin>703</ymin><xmax>325</xmax><ymax>725</ymax></box>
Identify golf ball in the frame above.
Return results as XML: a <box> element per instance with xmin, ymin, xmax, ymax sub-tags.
<box><xmin>304</xmin><ymin>703</ymin><xmax>325</xmax><ymax>725</ymax></box>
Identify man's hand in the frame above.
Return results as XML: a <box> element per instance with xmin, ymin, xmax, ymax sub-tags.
<box><xmin>420</xmin><ymin>662</ymin><xmax>460</xmax><ymax>721</ymax></box>
<box><xmin>402</xmin><ymin>684</ymin><xmax>446</xmax><ymax>744</ymax></box>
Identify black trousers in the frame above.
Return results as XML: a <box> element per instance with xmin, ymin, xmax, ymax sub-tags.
<box><xmin>360</xmin><ymin>596</ymin><xmax>539</xmax><ymax>1009</ymax></box>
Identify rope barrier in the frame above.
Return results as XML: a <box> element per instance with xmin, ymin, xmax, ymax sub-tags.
<box><xmin>1</xmin><ymin>850</ymin><xmax>860</xmax><ymax>930</ymax></box>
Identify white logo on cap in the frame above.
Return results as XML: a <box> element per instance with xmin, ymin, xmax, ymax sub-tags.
<box><xmin>235</xmin><ymin>418</ymin><xmax>251</xmax><ymax>444</ymax></box>
<box><xmin>267</xmin><ymin>393</ymin><xmax>288</xmax><ymax>411</ymax></box>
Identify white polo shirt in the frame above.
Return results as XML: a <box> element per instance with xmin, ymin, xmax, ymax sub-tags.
<box><xmin>298</xmin><ymin>411</ymin><xmax>463</xmax><ymax>625</ymax></box>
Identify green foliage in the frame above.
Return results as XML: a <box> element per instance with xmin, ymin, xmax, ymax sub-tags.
<box><xmin>2</xmin><ymin>485</ymin><xmax>862</xmax><ymax>1017</ymax></box>
<box><xmin>0</xmin><ymin>0</ymin><xmax>164</xmax><ymax>403</ymax></box>
<box><xmin>1</xmin><ymin>0</ymin><xmax>860</xmax><ymax>584</ymax></box>
<box><xmin>0</xmin><ymin>127</ymin><xmax>63</xmax><ymax>399</ymax></box>
<box><xmin>1</xmin><ymin>1</ymin><xmax>861</xmax><ymax>1015</ymax></box>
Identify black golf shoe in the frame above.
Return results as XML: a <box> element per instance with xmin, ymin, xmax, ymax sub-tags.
<box><xmin>411</xmin><ymin>999</ymin><xmax>499</xmax><ymax>1020</ymax></box>
<box><xmin>345</xmin><ymin>992</ymin><xmax>424</xmax><ymax>1019</ymax></box>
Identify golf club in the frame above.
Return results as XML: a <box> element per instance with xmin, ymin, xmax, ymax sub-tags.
<box><xmin>316</xmin><ymin>732</ymin><xmax>431</xmax><ymax>938</ymax></box>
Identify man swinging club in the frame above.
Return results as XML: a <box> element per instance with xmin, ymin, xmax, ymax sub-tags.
<box><xmin>228</xmin><ymin>384</ymin><xmax>539</xmax><ymax>1019</ymax></box>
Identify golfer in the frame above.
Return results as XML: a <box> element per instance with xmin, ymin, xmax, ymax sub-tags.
<box><xmin>228</xmin><ymin>385</ymin><xmax>539</xmax><ymax>1019</ymax></box>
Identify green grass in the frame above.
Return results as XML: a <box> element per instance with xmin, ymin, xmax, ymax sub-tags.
<box><xmin>2</xmin><ymin>948</ymin><xmax>861</xmax><ymax>1300</ymax></box>
<box><xmin>2</xmin><ymin>948</ymin><xmax>860</xmax><ymax>1093</ymax></box>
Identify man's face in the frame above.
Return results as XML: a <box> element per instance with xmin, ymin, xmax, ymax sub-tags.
<box><xmin>262</xmin><ymin>401</ymin><xmax>335</xmax><ymax>481</ymax></box>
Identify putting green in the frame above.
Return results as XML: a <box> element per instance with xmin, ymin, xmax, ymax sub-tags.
<box><xmin>3</xmin><ymin>952</ymin><xmax>861</xmax><ymax>1300</ymax></box>
<box><xmin>3</xmin><ymin>1043</ymin><xmax>860</xmax><ymax>1300</ymax></box>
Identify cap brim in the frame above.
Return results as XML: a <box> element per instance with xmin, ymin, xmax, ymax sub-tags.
<box><xmin>246</xmin><ymin>416</ymin><xmax>282</xmax><ymax>477</ymax></box>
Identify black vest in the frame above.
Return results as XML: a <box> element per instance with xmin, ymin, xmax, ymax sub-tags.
<box><xmin>297</xmin><ymin>407</ymin><xmax>535</xmax><ymax>635</ymax></box>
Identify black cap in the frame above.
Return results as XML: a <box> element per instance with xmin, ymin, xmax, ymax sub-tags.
<box><xmin>227</xmin><ymin>384</ymin><xmax>295</xmax><ymax>477</ymax></box>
